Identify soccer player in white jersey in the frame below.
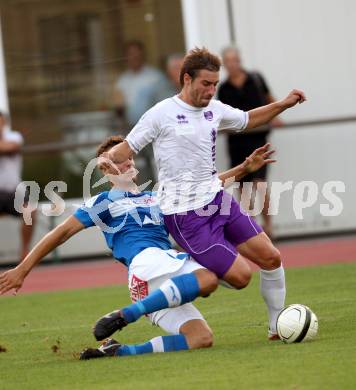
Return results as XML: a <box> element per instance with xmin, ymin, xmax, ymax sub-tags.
<box><xmin>0</xmin><ymin>135</ymin><xmax>275</xmax><ymax>359</ymax></box>
<box><xmin>105</xmin><ymin>47</ymin><xmax>307</xmax><ymax>340</ymax></box>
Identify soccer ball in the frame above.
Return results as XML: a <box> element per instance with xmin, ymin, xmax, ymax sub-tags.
<box><xmin>277</xmin><ymin>304</ymin><xmax>318</xmax><ymax>343</ymax></box>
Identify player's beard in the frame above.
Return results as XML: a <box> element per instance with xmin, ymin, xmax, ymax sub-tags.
<box><xmin>200</xmin><ymin>98</ymin><xmax>211</xmax><ymax>107</ymax></box>
<box><xmin>193</xmin><ymin>90</ymin><xmax>212</xmax><ymax>107</ymax></box>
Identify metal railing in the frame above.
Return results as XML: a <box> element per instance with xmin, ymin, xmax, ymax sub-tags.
<box><xmin>21</xmin><ymin>115</ymin><xmax>356</xmax><ymax>155</ymax></box>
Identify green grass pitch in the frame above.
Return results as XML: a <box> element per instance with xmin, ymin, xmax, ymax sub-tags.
<box><xmin>1</xmin><ymin>263</ymin><xmax>355</xmax><ymax>390</ymax></box>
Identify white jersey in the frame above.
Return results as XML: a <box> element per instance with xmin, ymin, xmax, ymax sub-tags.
<box><xmin>126</xmin><ymin>95</ymin><xmax>248</xmax><ymax>214</ymax></box>
<box><xmin>0</xmin><ymin>129</ymin><xmax>23</xmax><ymax>192</ymax></box>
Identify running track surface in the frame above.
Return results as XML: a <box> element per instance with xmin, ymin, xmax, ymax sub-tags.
<box><xmin>2</xmin><ymin>235</ymin><xmax>356</xmax><ymax>294</ymax></box>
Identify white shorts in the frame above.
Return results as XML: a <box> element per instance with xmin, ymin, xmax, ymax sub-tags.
<box><xmin>128</xmin><ymin>247</ymin><xmax>207</xmax><ymax>335</ymax></box>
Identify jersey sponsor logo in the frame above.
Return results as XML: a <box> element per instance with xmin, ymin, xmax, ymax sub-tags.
<box><xmin>176</xmin><ymin>114</ymin><xmax>189</xmax><ymax>124</ymax></box>
<box><xmin>129</xmin><ymin>274</ymin><xmax>149</xmax><ymax>302</ymax></box>
<box><xmin>204</xmin><ymin>111</ymin><xmax>214</xmax><ymax>121</ymax></box>
<box><xmin>109</xmin><ymin>195</ymin><xmax>159</xmax><ymax>218</ymax></box>
<box><xmin>140</xmin><ymin>197</ymin><xmax>156</xmax><ymax>205</ymax></box>
<box><xmin>108</xmin><ymin>196</ymin><xmax>163</xmax><ymax>228</ymax></box>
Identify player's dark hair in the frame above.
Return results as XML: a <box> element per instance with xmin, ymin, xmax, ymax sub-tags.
<box><xmin>96</xmin><ymin>135</ymin><xmax>124</xmax><ymax>157</ymax></box>
<box><xmin>180</xmin><ymin>47</ymin><xmax>221</xmax><ymax>86</ymax></box>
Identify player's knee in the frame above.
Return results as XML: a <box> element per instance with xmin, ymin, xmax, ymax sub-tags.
<box><xmin>183</xmin><ymin>325</ymin><xmax>214</xmax><ymax>349</ymax></box>
<box><xmin>223</xmin><ymin>262</ymin><xmax>252</xmax><ymax>290</ymax></box>
<box><xmin>261</xmin><ymin>246</ymin><xmax>281</xmax><ymax>269</ymax></box>
<box><xmin>226</xmin><ymin>270</ymin><xmax>251</xmax><ymax>290</ymax></box>
<box><xmin>243</xmin><ymin>268</ymin><xmax>252</xmax><ymax>287</ymax></box>
<box><xmin>205</xmin><ymin>272</ymin><xmax>219</xmax><ymax>293</ymax></box>
<box><xmin>196</xmin><ymin>329</ymin><xmax>214</xmax><ymax>349</ymax></box>
<box><xmin>235</xmin><ymin>268</ymin><xmax>252</xmax><ymax>289</ymax></box>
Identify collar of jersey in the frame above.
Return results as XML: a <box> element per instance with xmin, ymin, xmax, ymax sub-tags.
<box><xmin>172</xmin><ymin>95</ymin><xmax>205</xmax><ymax>113</ymax></box>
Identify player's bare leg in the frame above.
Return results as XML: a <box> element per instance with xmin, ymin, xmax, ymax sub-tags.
<box><xmin>20</xmin><ymin>211</ymin><xmax>36</xmax><ymax>262</ymax></box>
<box><xmin>194</xmin><ymin>268</ymin><xmax>219</xmax><ymax>296</ymax></box>
<box><xmin>81</xmin><ymin>319</ymin><xmax>213</xmax><ymax>360</ymax></box>
<box><xmin>237</xmin><ymin>233</ymin><xmax>285</xmax><ymax>339</ymax></box>
<box><xmin>94</xmin><ymin>269</ymin><xmax>218</xmax><ymax>340</ymax></box>
<box><xmin>237</xmin><ymin>232</ymin><xmax>280</xmax><ymax>270</ymax></box>
<box><xmin>179</xmin><ymin>319</ymin><xmax>213</xmax><ymax>349</ymax></box>
<box><xmin>221</xmin><ymin>255</ymin><xmax>252</xmax><ymax>290</ymax></box>
<box><xmin>82</xmin><ymin>299</ymin><xmax>212</xmax><ymax>359</ymax></box>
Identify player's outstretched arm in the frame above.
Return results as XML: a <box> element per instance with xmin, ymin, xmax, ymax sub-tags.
<box><xmin>0</xmin><ymin>139</ymin><xmax>21</xmax><ymax>154</ymax></box>
<box><xmin>108</xmin><ymin>140</ymin><xmax>134</xmax><ymax>164</ymax></box>
<box><xmin>246</xmin><ymin>89</ymin><xmax>306</xmax><ymax>129</ymax></box>
<box><xmin>218</xmin><ymin>143</ymin><xmax>276</xmax><ymax>186</ymax></box>
<box><xmin>0</xmin><ymin>216</ymin><xmax>84</xmax><ymax>295</ymax></box>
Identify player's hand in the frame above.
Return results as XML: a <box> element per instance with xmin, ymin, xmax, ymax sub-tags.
<box><xmin>282</xmin><ymin>89</ymin><xmax>306</xmax><ymax>108</ymax></box>
<box><xmin>242</xmin><ymin>143</ymin><xmax>276</xmax><ymax>174</ymax></box>
<box><xmin>0</xmin><ymin>267</ymin><xmax>26</xmax><ymax>295</ymax></box>
<box><xmin>98</xmin><ymin>152</ymin><xmax>121</xmax><ymax>175</ymax></box>
<box><xmin>98</xmin><ymin>152</ymin><xmax>113</xmax><ymax>170</ymax></box>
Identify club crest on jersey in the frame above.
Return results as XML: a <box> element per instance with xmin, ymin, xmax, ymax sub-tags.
<box><xmin>176</xmin><ymin>114</ymin><xmax>188</xmax><ymax>124</ymax></box>
<box><xmin>204</xmin><ymin>111</ymin><xmax>213</xmax><ymax>121</ymax></box>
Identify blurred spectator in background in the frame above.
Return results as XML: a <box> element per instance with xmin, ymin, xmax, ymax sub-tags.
<box><xmin>0</xmin><ymin>112</ymin><xmax>35</xmax><ymax>261</ymax></box>
<box><xmin>218</xmin><ymin>47</ymin><xmax>283</xmax><ymax>238</ymax></box>
<box><xmin>113</xmin><ymin>40</ymin><xmax>168</xmax><ymax>128</ymax></box>
<box><xmin>113</xmin><ymin>41</ymin><xmax>169</xmax><ymax>183</ymax></box>
<box><xmin>154</xmin><ymin>53</ymin><xmax>185</xmax><ymax>100</ymax></box>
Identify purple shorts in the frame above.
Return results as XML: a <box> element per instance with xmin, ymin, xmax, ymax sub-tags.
<box><xmin>164</xmin><ymin>190</ymin><xmax>262</xmax><ymax>278</ymax></box>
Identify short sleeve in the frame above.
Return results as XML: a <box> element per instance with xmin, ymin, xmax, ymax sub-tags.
<box><xmin>115</xmin><ymin>73</ymin><xmax>127</xmax><ymax>92</ymax></box>
<box><xmin>125</xmin><ymin>107</ymin><xmax>159</xmax><ymax>153</ymax></box>
<box><xmin>73</xmin><ymin>193</ymin><xmax>111</xmax><ymax>228</ymax></box>
<box><xmin>218</xmin><ymin>102</ymin><xmax>249</xmax><ymax>132</ymax></box>
<box><xmin>5</xmin><ymin>130</ymin><xmax>24</xmax><ymax>145</ymax></box>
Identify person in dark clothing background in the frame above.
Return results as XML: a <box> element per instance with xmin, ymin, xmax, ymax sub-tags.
<box><xmin>218</xmin><ymin>47</ymin><xmax>283</xmax><ymax>238</ymax></box>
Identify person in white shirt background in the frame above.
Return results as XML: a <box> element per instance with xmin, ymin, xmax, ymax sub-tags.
<box><xmin>113</xmin><ymin>40</ymin><xmax>170</xmax><ymax>184</ymax></box>
<box><xmin>113</xmin><ymin>40</ymin><xmax>169</xmax><ymax>129</ymax></box>
<box><xmin>0</xmin><ymin>112</ymin><xmax>36</xmax><ymax>261</ymax></box>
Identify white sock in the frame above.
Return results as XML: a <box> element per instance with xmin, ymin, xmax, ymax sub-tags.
<box><xmin>150</xmin><ymin>336</ymin><xmax>165</xmax><ymax>353</ymax></box>
<box><xmin>260</xmin><ymin>265</ymin><xmax>286</xmax><ymax>334</ymax></box>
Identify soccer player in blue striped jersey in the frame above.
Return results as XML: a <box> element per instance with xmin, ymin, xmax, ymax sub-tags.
<box><xmin>0</xmin><ymin>136</ymin><xmax>275</xmax><ymax>359</ymax></box>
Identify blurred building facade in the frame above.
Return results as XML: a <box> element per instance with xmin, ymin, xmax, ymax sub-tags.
<box><xmin>0</xmin><ymin>0</ymin><xmax>355</xmax><ymax>262</ymax></box>
<box><xmin>1</xmin><ymin>0</ymin><xmax>184</xmax><ymax>129</ymax></box>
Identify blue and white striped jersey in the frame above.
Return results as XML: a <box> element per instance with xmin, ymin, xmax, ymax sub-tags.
<box><xmin>74</xmin><ymin>190</ymin><xmax>172</xmax><ymax>267</ymax></box>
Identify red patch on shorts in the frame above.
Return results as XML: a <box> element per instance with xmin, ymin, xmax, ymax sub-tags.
<box><xmin>129</xmin><ymin>274</ymin><xmax>148</xmax><ymax>303</ymax></box>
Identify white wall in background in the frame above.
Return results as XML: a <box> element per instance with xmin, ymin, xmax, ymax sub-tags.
<box><xmin>0</xmin><ymin>19</ymin><xmax>9</xmax><ymax>113</ymax></box>
<box><xmin>181</xmin><ymin>0</ymin><xmax>356</xmax><ymax>236</ymax></box>
<box><xmin>181</xmin><ymin>0</ymin><xmax>231</xmax><ymax>52</ymax></box>
<box><xmin>230</xmin><ymin>0</ymin><xmax>356</xmax><ymax>121</ymax></box>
